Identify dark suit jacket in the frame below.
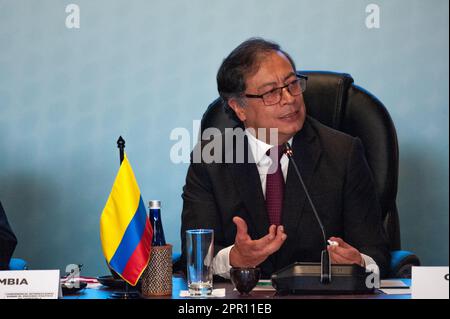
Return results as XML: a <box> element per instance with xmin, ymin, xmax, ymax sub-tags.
<box><xmin>0</xmin><ymin>201</ymin><xmax>17</xmax><ymax>270</ymax></box>
<box><xmin>181</xmin><ymin>116</ymin><xmax>390</xmax><ymax>278</ymax></box>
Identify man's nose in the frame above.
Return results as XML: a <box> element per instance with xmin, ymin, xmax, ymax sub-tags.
<box><xmin>280</xmin><ymin>86</ymin><xmax>295</xmax><ymax>105</ymax></box>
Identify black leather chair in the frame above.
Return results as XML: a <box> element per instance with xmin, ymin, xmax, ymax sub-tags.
<box><xmin>200</xmin><ymin>71</ymin><xmax>420</xmax><ymax>278</ymax></box>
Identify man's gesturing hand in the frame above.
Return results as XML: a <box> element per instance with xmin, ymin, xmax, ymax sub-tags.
<box><xmin>229</xmin><ymin>216</ymin><xmax>287</xmax><ymax>268</ymax></box>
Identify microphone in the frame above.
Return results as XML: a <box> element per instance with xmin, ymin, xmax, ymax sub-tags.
<box><xmin>283</xmin><ymin>142</ymin><xmax>331</xmax><ymax>283</ymax></box>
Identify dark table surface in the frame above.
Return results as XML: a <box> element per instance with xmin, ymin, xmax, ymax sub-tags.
<box><xmin>63</xmin><ymin>275</ymin><xmax>411</xmax><ymax>299</ymax></box>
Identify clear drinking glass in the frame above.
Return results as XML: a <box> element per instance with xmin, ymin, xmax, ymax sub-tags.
<box><xmin>185</xmin><ymin>229</ymin><xmax>214</xmax><ymax>296</ymax></box>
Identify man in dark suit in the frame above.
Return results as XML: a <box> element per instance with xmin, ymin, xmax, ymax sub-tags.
<box><xmin>0</xmin><ymin>201</ymin><xmax>17</xmax><ymax>270</ymax></box>
<box><xmin>181</xmin><ymin>38</ymin><xmax>390</xmax><ymax>278</ymax></box>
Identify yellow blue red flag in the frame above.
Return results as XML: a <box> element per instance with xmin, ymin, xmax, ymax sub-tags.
<box><xmin>100</xmin><ymin>153</ymin><xmax>153</xmax><ymax>286</ymax></box>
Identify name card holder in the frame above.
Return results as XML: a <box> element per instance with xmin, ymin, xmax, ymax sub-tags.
<box><xmin>0</xmin><ymin>270</ymin><xmax>60</xmax><ymax>299</ymax></box>
<box><xmin>412</xmin><ymin>266</ymin><xmax>449</xmax><ymax>299</ymax></box>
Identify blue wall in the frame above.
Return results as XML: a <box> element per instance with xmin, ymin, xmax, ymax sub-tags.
<box><xmin>0</xmin><ymin>0</ymin><xmax>448</xmax><ymax>276</ymax></box>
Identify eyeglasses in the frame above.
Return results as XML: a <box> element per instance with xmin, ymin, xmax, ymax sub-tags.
<box><xmin>244</xmin><ymin>75</ymin><xmax>308</xmax><ymax>106</ymax></box>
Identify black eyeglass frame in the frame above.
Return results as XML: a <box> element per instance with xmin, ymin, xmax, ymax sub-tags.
<box><xmin>244</xmin><ymin>74</ymin><xmax>308</xmax><ymax>106</ymax></box>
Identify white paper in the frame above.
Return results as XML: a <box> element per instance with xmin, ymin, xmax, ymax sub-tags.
<box><xmin>86</xmin><ymin>283</ymin><xmax>104</xmax><ymax>289</ymax></box>
<box><xmin>0</xmin><ymin>270</ymin><xmax>60</xmax><ymax>299</ymax></box>
<box><xmin>380</xmin><ymin>288</ymin><xmax>412</xmax><ymax>295</ymax></box>
<box><xmin>180</xmin><ymin>288</ymin><xmax>226</xmax><ymax>298</ymax></box>
<box><xmin>380</xmin><ymin>279</ymin><xmax>408</xmax><ymax>288</ymax></box>
<box><xmin>232</xmin><ymin>279</ymin><xmax>276</xmax><ymax>292</ymax></box>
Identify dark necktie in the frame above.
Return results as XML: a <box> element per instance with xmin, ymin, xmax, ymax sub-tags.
<box><xmin>265</xmin><ymin>145</ymin><xmax>285</xmax><ymax>226</ymax></box>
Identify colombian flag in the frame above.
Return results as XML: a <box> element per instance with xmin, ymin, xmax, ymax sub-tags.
<box><xmin>100</xmin><ymin>153</ymin><xmax>153</xmax><ymax>286</ymax></box>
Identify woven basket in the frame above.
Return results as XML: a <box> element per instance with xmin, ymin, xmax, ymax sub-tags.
<box><xmin>140</xmin><ymin>244</ymin><xmax>172</xmax><ymax>296</ymax></box>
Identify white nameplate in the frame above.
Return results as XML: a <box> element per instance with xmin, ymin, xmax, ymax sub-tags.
<box><xmin>0</xmin><ymin>270</ymin><xmax>60</xmax><ymax>299</ymax></box>
<box><xmin>412</xmin><ymin>266</ymin><xmax>449</xmax><ymax>299</ymax></box>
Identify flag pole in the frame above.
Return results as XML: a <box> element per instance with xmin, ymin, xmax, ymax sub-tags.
<box><xmin>117</xmin><ymin>136</ymin><xmax>125</xmax><ymax>165</ymax></box>
<box><xmin>109</xmin><ymin>136</ymin><xmax>140</xmax><ymax>299</ymax></box>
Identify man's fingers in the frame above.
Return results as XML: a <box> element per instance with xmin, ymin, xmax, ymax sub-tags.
<box><xmin>328</xmin><ymin>245</ymin><xmax>354</xmax><ymax>259</ymax></box>
<box><xmin>252</xmin><ymin>225</ymin><xmax>277</xmax><ymax>250</ymax></box>
<box><xmin>268</xmin><ymin>224</ymin><xmax>277</xmax><ymax>239</ymax></box>
<box><xmin>329</xmin><ymin>237</ymin><xmax>350</xmax><ymax>248</ymax></box>
<box><xmin>330</xmin><ymin>253</ymin><xmax>348</xmax><ymax>264</ymax></box>
<box><xmin>233</xmin><ymin>219</ymin><xmax>286</xmax><ymax>256</ymax></box>
<box><xmin>233</xmin><ymin>216</ymin><xmax>249</xmax><ymax>241</ymax></box>
<box><xmin>262</xmin><ymin>225</ymin><xmax>287</xmax><ymax>254</ymax></box>
<box><xmin>252</xmin><ymin>225</ymin><xmax>287</xmax><ymax>252</ymax></box>
<box><xmin>230</xmin><ymin>220</ymin><xmax>288</xmax><ymax>267</ymax></box>
<box><xmin>328</xmin><ymin>249</ymin><xmax>353</xmax><ymax>264</ymax></box>
<box><xmin>327</xmin><ymin>245</ymin><xmax>362</xmax><ymax>265</ymax></box>
<box><xmin>276</xmin><ymin>225</ymin><xmax>287</xmax><ymax>241</ymax></box>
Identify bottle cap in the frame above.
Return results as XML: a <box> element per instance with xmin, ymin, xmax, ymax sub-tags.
<box><xmin>149</xmin><ymin>200</ymin><xmax>161</xmax><ymax>209</ymax></box>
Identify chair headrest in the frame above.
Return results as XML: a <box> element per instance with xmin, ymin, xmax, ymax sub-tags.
<box><xmin>301</xmin><ymin>71</ymin><xmax>354</xmax><ymax>129</ymax></box>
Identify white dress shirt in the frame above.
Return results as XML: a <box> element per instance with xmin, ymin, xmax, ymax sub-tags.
<box><xmin>212</xmin><ymin>129</ymin><xmax>378</xmax><ymax>278</ymax></box>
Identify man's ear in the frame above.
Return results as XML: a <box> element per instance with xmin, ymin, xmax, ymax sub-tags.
<box><xmin>228</xmin><ymin>98</ymin><xmax>246</xmax><ymax>122</ymax></box>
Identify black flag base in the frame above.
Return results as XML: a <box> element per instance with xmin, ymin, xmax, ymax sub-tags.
<box><xmin>109</xmin><ymin>283</ymin><xmax>141</xmax><ymax>299</ymax></box>
<box><xmin>109</xmin><ymin>291</ymin><xmax>141</xmax><ymax>299</ymax></box>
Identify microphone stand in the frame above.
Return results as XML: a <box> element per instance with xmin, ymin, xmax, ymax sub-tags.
<box><xmin>269</xmin><ymin>142</ymin><xmax>374</xmax><ymax>294</ymax></box>
<box><xmin>284</xmin><ymin>143</ymin><xmax>331</xmax><ymax>283</ymax></box>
